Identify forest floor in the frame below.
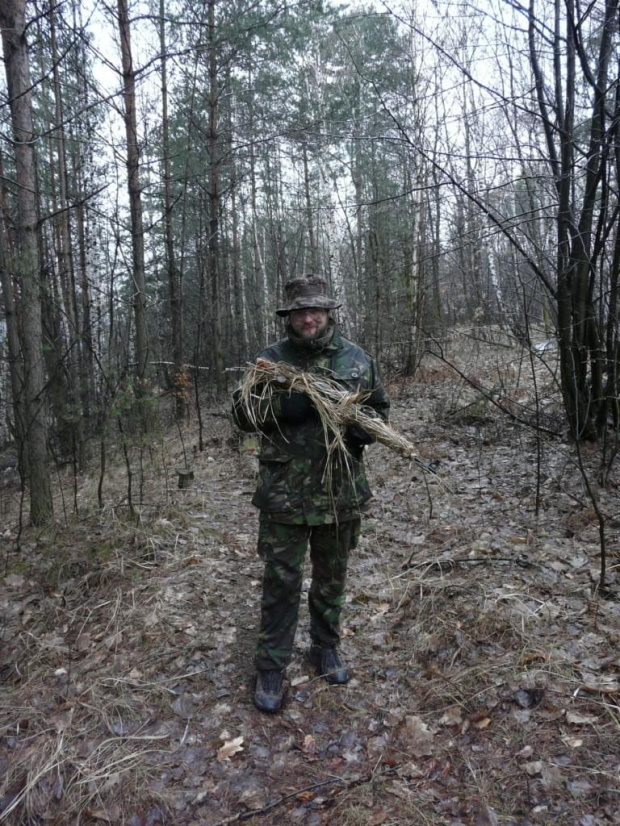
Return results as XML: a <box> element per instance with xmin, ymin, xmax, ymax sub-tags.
<box><xmin>1</xmin><ymin>330</ymin><xmax>620</xmax><ymax>826</ymax></box>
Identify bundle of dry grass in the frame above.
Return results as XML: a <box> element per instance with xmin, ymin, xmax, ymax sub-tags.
<box><xmin>239</xmin><ymin>358</ymin><xmax>418</xmax><ymax>460</ymax></box>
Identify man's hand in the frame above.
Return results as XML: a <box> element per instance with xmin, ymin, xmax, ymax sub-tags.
<box><xmin>346</xmin><ymin>422</ymin><xmax>374</xmax><ymax>446</ymax></box>
<box><xmin>279</xmin><ymin>391</ymin><xmax>314</xmax><ymax>423</ymax></box>
<box><xmin>345</xmin><ymin>406</ymin><xmax>379</xmax><ymax>452</ymax></box>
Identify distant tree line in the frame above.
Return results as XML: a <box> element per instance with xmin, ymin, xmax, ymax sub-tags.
<box><xmin>0</xmin><ymin>0</ymin><xmax>618</xmax><ymax>524</ymax></box>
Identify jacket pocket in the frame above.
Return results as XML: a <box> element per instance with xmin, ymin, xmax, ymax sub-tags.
<box><xmin>331</xmin><ymin>367</ymin><xmax>368</xmax><ymax>395</ymax></box>
<box><xmin>253</xmin><ymin>454</ymin><xmax>298</xmax><ymax>512</ymax></box>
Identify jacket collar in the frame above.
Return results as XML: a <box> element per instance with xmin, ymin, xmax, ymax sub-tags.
<box><xmin>325</xmin><ymin>327</ymin><xmax>343</xmax><ymax>351</ymax></box>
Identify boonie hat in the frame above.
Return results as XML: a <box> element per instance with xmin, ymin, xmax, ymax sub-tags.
<box><xmin>276</xmin><ymin>275</ymin><xmax>341</xmax><ymax>316</ymax></box>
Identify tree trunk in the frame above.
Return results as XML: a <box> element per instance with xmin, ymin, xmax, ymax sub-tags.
<box><xmin>74</xmin><ymin>155</ymin><xmax>96</xmax><ymax>420</ymax></box>
<box><xmin>208</xmin><ymin>0</ymin><xmax>224</xmax><ymax>390</ymax></box>
<box><xmin>302</xmin><ymin>140</ymin><xmax>318</xmax><ymax>274</ymax></box>
<box><xmin>160</xmin><ymin>0</ymin><xmax>186</xmax><ymax>419</ymax></box>
<box><xmin>248</xmin><ymin>61</ymin><xmax>266</xmax><ymax>349</ymax></box>
<box><xmin>0</xmin><ymin>0</ymin><xmax>53</xmax><ymax>524</ymax></box>
<box><xmin>117</xmin><ymin>0</ymin><xmax>151</xmax><ymax>427</ymax></box>
<box><xmin>228</xmin><ymin>89</ymin><xmax>248</xmax><ymax>363</ymax></box>
<box><xmin>0</xmin><ymin>218</ymin><xmax>26</xmax><ymax>470</ymax></box>
<box><xmin>49</xmin><ymin>5</ymin><xmax>85</xmax><ymax>466</ymax></box>
<box><xmin>70</xmin><ymin>0</ymin><xmax>97</xmax><ymax>429</ymax></box>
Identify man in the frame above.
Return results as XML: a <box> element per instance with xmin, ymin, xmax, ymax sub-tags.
<box><xmin>233</xmin><ymin>276</ymin><xmax>390</xmax><ymax>713</ymax></box>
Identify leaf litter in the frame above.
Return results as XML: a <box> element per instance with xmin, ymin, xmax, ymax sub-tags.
<box><xmin>0</xmin><ymin>333</ymin><xmax>620</xmax><ymax>824</ymax></box>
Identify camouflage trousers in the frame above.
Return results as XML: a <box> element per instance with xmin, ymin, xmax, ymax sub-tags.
<box><xmin>255</xmin><ymin>517</ymin><xmax>361</xmax><ymax>672</ymax></box>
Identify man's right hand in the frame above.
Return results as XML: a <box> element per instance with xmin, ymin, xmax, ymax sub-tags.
<box><xmin>279</xmin><ymin>391</ymin><xmax>314</xmax><ymax>423</ymax></box>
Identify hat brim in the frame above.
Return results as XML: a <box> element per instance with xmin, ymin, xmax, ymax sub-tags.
<box><xmin>276</xmin><ymin>297</ymin><xmax>341</xmax><ymax>316</ymax></box>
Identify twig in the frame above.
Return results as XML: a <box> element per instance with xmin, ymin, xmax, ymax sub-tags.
<box><xmin>208</xmin><ymin>762</ymin><xmax>409</xmax><ymax>826</ymax></box>
<box><xmin>402</xmin><ymin>556</ymin><xmax>539</xmax><ymax>571</ymax></box>
<box><xmin>128</xmin><ymin>360</ymin><xmax>211</xmax><ymax>371</ymax></box>
<box><xmin>573</xmin><ymin>437</ymin><xmax>608</xmax><ymax>593</ymax></box>
<box><xmin>208</xmin><ymin>778</ymin><xmax>346</xmax><ymax>826</ymax></box>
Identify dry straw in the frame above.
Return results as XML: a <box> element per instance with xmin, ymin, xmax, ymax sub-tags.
<box><xmin>239</xmin><ymin>358</ymin><xmax>418</xmax><ymax>460</ymax></box>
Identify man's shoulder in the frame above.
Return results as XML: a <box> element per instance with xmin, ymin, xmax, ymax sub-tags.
<box><xmin>335</xmin><ymin>334</ymin><xmax>376</xmax><ymax>364</ymax></box>
<box><xmin>256</xmin><ymin>338</ymin><xmax>290</xmax><ymax>361</ymax></box>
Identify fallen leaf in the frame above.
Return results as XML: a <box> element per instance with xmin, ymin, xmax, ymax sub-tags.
<box><xmin>3</xmin><ymin>574</ymin><xmax>25</xmax><ymax>588</ymax></box>
<box><xmin>474</xmin><ymin>802</ymin><xmax>499</xmax><ymax>826</ymax></box>
<box><xmin>213</xmin><ymin>703</ymin><xmax>231</xmax><ymax>716</ymax></box>
<box><xmin>239</xmin><ymin>783</ymin><xmax>267</xmax><ymax>810</ymax></box>
<box><xmin>561</xmin><ymin>735</ymin><xmax>583</xmax><ymax>748</ymax></box>
<box><xmin>567</xmin><ymin>778</ymin><xmax>593</xmax><ymax>796</ymax></box>
<box><xmin>396</xmin><ymin>761</ymin><xmax>424</xmax><ymax>779</ymax></box>
<box><xmin>403</xmin><ymin>715</ymin><xmax>434</xmax><ymax>757</ymax></box>
<box><xmin>567</xmin><ymin>555</ymin><xmax>588</xmax><ymax>569</ymax></box>
<box><xmin>439</xmin><ymin>707</ymin><xmax>463</xmax><ymax>727</ymax></box>
<box><xmin>86</xmin><ymin>806</ymin><xmax>121</xmax><ymax>822</ymax></box>
<box><xmin>387</xmin><ymin>780</ymin><xmax>411</xmax><ymax>800</ymax></box>
<box><xmin>171</xmin><ymin>692</ymin><xmax>194</xmax><ymax>719</ymax></box>
<box><xmin>566</xmin><ymin>711</ymin><xmax>597</xmax><ymax>726</ymax></box>
<box><xmin>217</xmin><ymin>736</ymin><xmax>244</xmax><ymax>762</ymax></box>
<box><xmin>541</xmin><ymin>764</ymin><xmax>564</xmax><ymax>790</ymax></box>
<box><xmin>524</xmin><ymin>761</ymin><xmax>543</xmax><ymax>776</ymax></box>
<box><xmin>472</xmin><ymin>716</ymin><xmax>491</xmax><ymax>730</ymax></box>
<box><xmin>302</xmin><ymin>734</ymin><xmax>316</xmax><ymax>754</ymax></box>
<box><xmin>296</xmin><ymin>791</ymin><xmax>315</xmax><ymax>802</ymax></box>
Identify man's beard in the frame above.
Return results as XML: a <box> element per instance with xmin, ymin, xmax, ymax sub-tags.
<box><xmin>287</xmin><ymin>317</ymin><xmax>335</xmax><ymax>351</ymax></box>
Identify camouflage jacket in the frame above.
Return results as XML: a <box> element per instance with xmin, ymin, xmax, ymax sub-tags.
<box><xmin>233</xmin><ymin>328</ymin><xmax>390</xmax><ymax>524</ymax></box>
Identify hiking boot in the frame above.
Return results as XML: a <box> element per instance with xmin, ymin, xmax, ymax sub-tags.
<box><xmin>309</xmin><ymin>644</ymin><xmax>349</xmax><ymax>685</ymax></box>
<box><xmin>254</xmin><ymin>669</ymin><xmax>284</xmax><ymax>713</ymax></box>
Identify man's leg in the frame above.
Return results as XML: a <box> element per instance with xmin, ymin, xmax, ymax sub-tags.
<box><xmin>255</xmin><ymin>519</ymin><xmax>310</xmax><ymax>673</ymax></box>
<box><xmin>308</xmin><ymin>518</ymin><xmax>360</xmax><ymax>683</ymax></box>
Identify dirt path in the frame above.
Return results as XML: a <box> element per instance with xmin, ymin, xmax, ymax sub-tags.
<box><xmin>1</xmin><ymin>365</ymin><xmax>620</xmax><ymax>825</ymax></box>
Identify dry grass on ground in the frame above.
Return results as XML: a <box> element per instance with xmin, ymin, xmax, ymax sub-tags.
<box><xmin>1</xmin><ymin>330</ymin><xmax>619</xmax><ymax>825</ymax></box>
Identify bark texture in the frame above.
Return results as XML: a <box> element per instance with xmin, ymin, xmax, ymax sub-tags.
<box><xmin>0</xmin><ymin>0</ymin><xmax>53</xmax><ymax>524</ymax></box>
<box><xmin>118</xmin><ymin>0</ymin><xmax>150</xmax><ymax>425</ymax></box>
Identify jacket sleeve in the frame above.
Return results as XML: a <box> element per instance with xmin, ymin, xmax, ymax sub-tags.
<box><xmin>365</xmin><ymin>358</ymin><xmax>390</xmax><ymax>422</ymax></box>
<box><xmin>345</xmin><ymin>357</ymin><xmax>390</xmax><ymax>453</ymax></box>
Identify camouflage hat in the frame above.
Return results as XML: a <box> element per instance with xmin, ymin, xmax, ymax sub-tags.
<box><xmin>276</xmin><ymin>276</ymin><xmax>341</xmax><ymax>316</ymax></box>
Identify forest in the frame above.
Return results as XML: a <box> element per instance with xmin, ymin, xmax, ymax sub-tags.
<box><xmin>1</xmin><ymin>0</ymin><xmax>619</xmax><ymax>823</ymax></box>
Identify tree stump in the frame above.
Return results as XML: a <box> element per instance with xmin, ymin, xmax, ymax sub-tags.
<box><xmin>177</xmin><ymin>469</ymin><xmax>194</xmax><ymax>490</ymax></box>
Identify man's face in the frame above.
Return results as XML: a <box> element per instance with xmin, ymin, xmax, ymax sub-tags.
<box><xmin>288</xmin><ymin>308</ymin><xmax>330</xmax><ymax>341</ymax></box>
